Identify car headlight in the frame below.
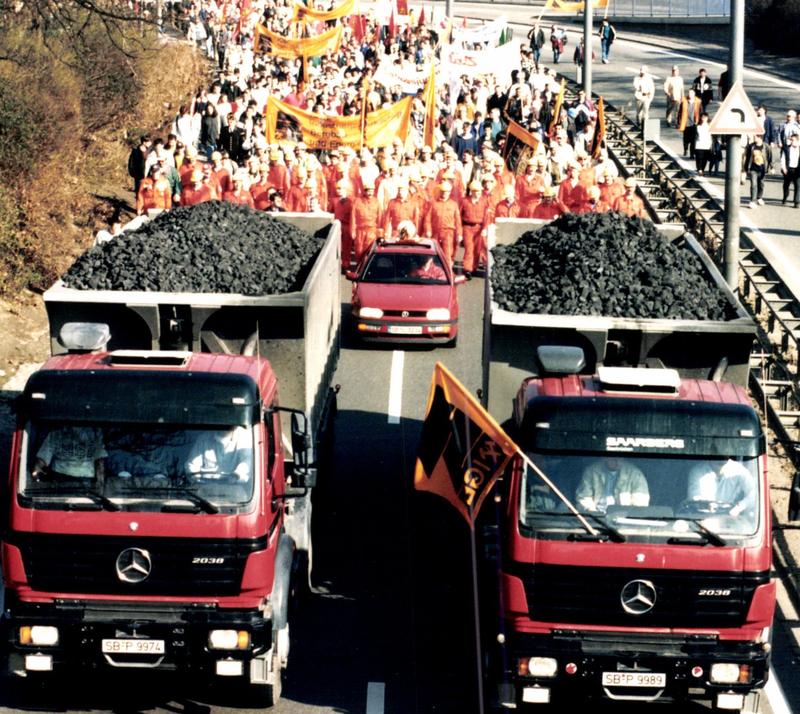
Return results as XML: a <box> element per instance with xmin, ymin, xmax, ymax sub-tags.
<box><xmin>20</xmin><ymin>626</ymin><xmax>59</xmax><ymax>646</ymax></box>
<box><xmin>710</xmin><ymin>663</ymin><xmax>744</xmax><ymax>684</ymax></box>
<box><xmin>208</xmin><ymin>629</ymin><xmax>250</xmax><ymax>650</ymax></box>
<box><xmin>426</xmin><ymin>308</ymin><xmax>450</xmax><ymax>320</ymax></box>
<box><xmin>358</xmin><ymin>307</ymin><xmax>384</xmax><ymax>319</ymax></box>
<box><xmin>518</xmin><ymin>657</ymin><xmax>558</xmax><ymax>678</ymax></box>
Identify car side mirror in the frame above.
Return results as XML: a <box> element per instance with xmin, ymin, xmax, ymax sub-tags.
<box><xmin>789</xmin><ymin>472</ymin><xmax>800</xmax><ymax>522</ymax></box>
<box><xmin>454</xmin><ymin>274</ymin><xmax>467</xmax><ymax>285</ymax></box>
<box><xmin>345</xmin><ymin>271</ymin><xmax>358</xmax><ymax>281</ymax></box>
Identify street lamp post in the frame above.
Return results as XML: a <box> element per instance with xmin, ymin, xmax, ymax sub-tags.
<box><xmin>583</xmin><ymin>0</ymin><xmax>593</xmax><ymax>97</ymax></box>
<box><xmin>723</xmin><ymin>0</ymin><xmax>744</xmax><ymax>290</ymax></box>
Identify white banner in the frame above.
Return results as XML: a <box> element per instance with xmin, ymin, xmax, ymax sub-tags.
<box><xmin>372</xmin><ymin>60</ymin><xmax>442</xmax><ymax>94</ymax></box>
<box><xmin>441</xmin><ymin>40</ymin><xmax>521</xmax><ymax>80</ymax></box>
<box><xmin>451</xmin><ymin>15</ymin><xmax>507</xmax><ymax>47</ymax></box>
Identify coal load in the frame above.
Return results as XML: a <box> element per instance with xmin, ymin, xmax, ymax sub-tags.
<box><xmin>491</xmin><ymin>212</ymin><xmax>735</xmax><ymax>320</ymax></box>
<box><xmin>62</xmin><ymin>202</ymin><xmax>322</xmax><ymax>295</ymax></box>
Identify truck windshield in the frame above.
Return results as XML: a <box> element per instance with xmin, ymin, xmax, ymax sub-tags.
<box><xmin>19</xmin><ymin>422</ymin><xmax>256</xmax><ymax>512</ymax></box>
<box><xmin>520</xmin><ymin>452</ymin><xmax>760</xmax><ymax>541</ymax></box>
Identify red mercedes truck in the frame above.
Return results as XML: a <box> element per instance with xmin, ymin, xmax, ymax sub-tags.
<box><xmin>1</xmin><ymin>214</ymin><xmax>341</xmax><ymax>705</ymax></box>
<box><xmin>480</xmin><ymin>219</ymin><xmax>774</xmax><ymax>713</ymax></box>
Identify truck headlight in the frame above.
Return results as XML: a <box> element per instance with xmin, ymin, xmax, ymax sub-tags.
<box><xmin>20</xmin><ymin>626</ymin><xmax>59</xmax><ymax>646</ymax></box>
<box><xmin>518</xmin><ymin>657</ymin><xmax>557</xmax><ymax>678</ymax></box>
<box><xmin>358</xmin><ymin>307</ymin><xmax>383</xmax><ymax>319</ymax></box>
<box><xmin>426</xmin><ymin>308</ymin><xmax>450</xmax><ymax>320</ymax></box>
<box><xmin>710</xmin><ymin>663</ymin><xmax>747</xmax><ymax>684</ymax></box>
<box><xmin>208</xmin><ymin>629</ymin><xmax>250</xmax><ymax>650</ymax></box>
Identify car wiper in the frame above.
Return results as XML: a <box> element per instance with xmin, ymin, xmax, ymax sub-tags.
<box><xmin>668</xmin><ymin>519</ymin><xmax>726</xmax><ymax>547</ymax></box>
<box><xmin>164</xmin><ymin>488</ymin><xmax>219</xmax><ymax>514</ymax></box>
<box><xmin>580</xmin><ymin>513</ymin><xmax>626</xmax><ymax>543</ymax></box>
<box><xmin>26</xmin><ymin>488</ymin><xmax>121</xmax><ymax>511</ymax></box>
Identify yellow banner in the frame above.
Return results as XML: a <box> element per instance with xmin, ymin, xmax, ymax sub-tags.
<box><xmin>265</xmin><ymin>96</ymin><xmax>413</xmax><ymax>150</ymax></box>
<box><xmin>291</xmin><ymin>0</ymin><xmax>357</xmax><ymax>23</ymax></box>
<box><xmin>255</xmin><ymin>23</ymin><xmax>343</xmax><ymax>57</ymax></box>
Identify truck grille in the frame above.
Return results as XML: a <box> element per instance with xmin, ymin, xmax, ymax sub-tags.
<box><xmin>511</xmin><ymin>563</ymin><xmax>768</xmax><ymax>628</ymax></box>
<box><xmin>13</xmin><ymin>533</ymin><xmax>266</xmax><ymax>597</ymax></box>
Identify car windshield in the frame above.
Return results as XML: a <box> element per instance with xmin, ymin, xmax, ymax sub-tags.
<box><xmin>361</xmin><ymin>251</ymin><xmax>449</xmax><ymax>285</ymax></box>
<box><xmin>519</xmin><ymin>452</ymin><xmax>760</xmax><ymax>541</ymax></box>
<box><xmin>19</xmin><ymin>422</ymin><xmax>256</xmax><ymax>512</ymax></box>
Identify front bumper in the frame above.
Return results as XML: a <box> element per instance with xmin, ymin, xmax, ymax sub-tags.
<box><xmin>3</xmin><ymin>598</ymin><xmax>272</xmax><ymax>677</ymax></box>
<box><xmin>494</xmin><ymin>630</ymin><xmax>770</xmax><ymax>707</ymax></box>
<box><xmin>354</xmin><ymin>317</ymin><xmax>457</xmax><ymax>343</ymax></box>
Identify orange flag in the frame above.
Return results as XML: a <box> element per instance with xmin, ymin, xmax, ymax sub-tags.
<box><xmin>414</xmin><ymin>363</ymin><xmax>516</xmax><ymax>527</ymax></box>
<box><xmin>549</xmin><ymin>78</ymin><xmax>566</xmax><ymax>138</ymax></box>
<box><xmin>591</xmin><ymin>96</ymin><xmax>606</xmax><ymax>159</ymax></box>
<box><xmin>422</xmin><ymin>62</ymin><xmax>436</xmax><ymax>149</ymax></box>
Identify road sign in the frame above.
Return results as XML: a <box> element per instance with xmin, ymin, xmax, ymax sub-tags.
<box><xmin>709</xmin><ymin>81</ymin><xmax>763</xmax><ymax>135</ymax></box>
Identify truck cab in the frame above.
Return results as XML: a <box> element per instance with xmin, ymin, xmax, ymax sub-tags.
<box><xmin>486</xmin><ymin>354</ymin><xmax>774</xmax><ymax>712</ymax></box>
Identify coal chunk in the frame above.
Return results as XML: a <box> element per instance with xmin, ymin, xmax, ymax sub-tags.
<box><xmin>491</xmin><ymin>212</ymin><xmax>736</xmax><ymax>321</ymax></box>
<box><xmin>62</xmin><ymin>202</ymin><xmax>323</xmax><ymax>295</ymax></box>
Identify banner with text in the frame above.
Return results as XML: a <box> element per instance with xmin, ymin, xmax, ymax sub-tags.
<box><xmin>256</xmin><ymin>23</ymin><xmax>343</xmax><ymax>57</ymax></box>
<box><xmin>291</xmin><ymin>0</ymin><xmax>357</xmax><ymax>23</ymax></box>
<box><xmin>265</xmin><ymin>95</ymin><xmax>413</xmax><ymax>150</ymax></box>
<box><xmin>440</xmin><ymin>41</ymin><xmax>520</xmax><ymax>79</ymax></box>
<box><xmin>451</xmin><ymin>15</ymin><xmax>507</xmax><ymax>47</ymax></box>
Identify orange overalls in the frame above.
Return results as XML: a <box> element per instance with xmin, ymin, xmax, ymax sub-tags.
<box><xmin>613</xmin><ymin>192</ymin><xmax>647</xmax><ymax>218</ymax></box>
<box><xmin>532</xmin><ymin>200</ymin><xmax>564</xmax><ymax>220</ymax></box>
<box><xmin>558</xmin><ymin>178</ymin><xmax>587</xmax><ymax>213</ymax></box>
<box><xmin>136</xmin><ymin>178</ymin><xmax>172</xmax><ymax>214</ymax></box>
<box><xmin>460</xmin><ymin>195</ymin><xmax>490</xmax><ymax>273</ymax></box>
<box><xmin>516</xmin><ymin>174</ymin><xmax>547</xmax><ymax>217</ymax></box>
<box><xmin>425</xmin><ymin>198</ymin><xmax>462</xmax><ymax>267</ymax></box>
<box><xmin>181</xmin><ymin>184</ymin><xmax>214</xmax><ymax>206</ymax></box>
<box><xmin>350</xmin><ymin>194</ymin><xmax>380</xmax><ymax>263</ymax></box>
<box><xmin>494</xmin><ymin>199</ymin><xmax>520</xmax><ymax>218</ymax></box>
<box><xmin>223</xmin><ymin>189</ymin><xmax>255</xmax><ymax>208</ymax></box>
<box><xmin>383</xmin><ymin>197</ymin><xmax>421</xmax><ymax>240</ymax></box>
<box><xmin>333</xmin><ymin>196</ymin><xmax>355</xmax><ymax>269</ymax></box>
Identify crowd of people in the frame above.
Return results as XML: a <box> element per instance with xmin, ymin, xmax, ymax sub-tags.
<box><xmin>124</xmin><ymin>0</ymin><xmax>652</xmax><ymax>275</ymax></box>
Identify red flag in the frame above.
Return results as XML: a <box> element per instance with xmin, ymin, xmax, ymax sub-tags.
<box><xmin>462</xmin><ymin>16</ymin><xmax>467</xmax><ymax>29</ymax></box>
<box><xmin>414</xmin><ymin>363</ymin><xmax>517</xmax><ymax>527</ymax></box>
<box><xmin>396</xmin><ymin>0</ymin><xmax>409</xmax><ymax>14</ymax></box>
<box><xmin>389</xmin><ymin>9</ymin><xmax>396</xmax><ymax>39</ymax></box>
<box><xmin>417</xmin><ymin>5</ymin><xmax>425</xmax><ymax>27</ymax></box>
<box><xmin>350</xmin><ymin>13</ymin><xmax>366</xmax><ymax>42</ymax></box>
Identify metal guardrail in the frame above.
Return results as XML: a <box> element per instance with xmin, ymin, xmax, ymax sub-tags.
<box><xmin>606</xmin><ymin>0</ymin><xmax>730</xmax><ymax>17</ymax></box>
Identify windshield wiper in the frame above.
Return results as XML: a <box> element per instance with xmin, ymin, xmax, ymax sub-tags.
<box><xmin>163</xmin><ymin>488</ymin><xmax>219</xmax><ymax>514</ymax></box>
<box><xmin>668</xmin><ymin>519</ymin><xmax>726</xmax><ymax>547</ymax></box>
<box><xmin>27</xmin><ymin>488</ymin><xmax>121</xmax><ymax>511</ymax></box>
<box><xmin>580</xmin><ymin>513</ymin><xmax>626</xmax><ymax>543</ymax></box>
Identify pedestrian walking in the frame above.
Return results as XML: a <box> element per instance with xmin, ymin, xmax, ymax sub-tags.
<box><xmin>692</xmin><ymin>68</ymin><xmax>714</xmax><ymax>111</ymax></box>
<box><xmin>678</xmin><ymin>89</ymin><xmax>702</xmax><ymax>157</ymax></box>
<box><xmin>756</xmin><ymin>105</ymin><xmax>779</xmax><ymax>173</ymax></box>
<box><xmin>744</xmin><ymin>135</ymin><xmax>769</xmax><ymax>207</ymax></box>
<box><xmin>663</xmin><ymin>66</ymin><xmax>684</xmax><ymax>128</ymax></box>
<box><xmin>781</xmin><ymin>133</ymin><xmax>800</xmax><ymax>207</ymax></box>
<box><xmin>694</xmin><ymin>113</ymin><xmax>713</xmax><ymax>176</ymax></box>
<box><xmin>550</xmin><ymin>25</ymin><xmax>566</xmax><ymax>65</ymax></box>
<box><xmin>598</xmin><ymin>19</ymin><xmax>616</xmax><ymax>64</ymax></box>
<box><xmin>527</xmin><ymin>22</ymin><xmax>546</xmax><ymax>69</ymax></box>
<box><xmin>633</xmin><ymin>66</ymin><xmax>655</xmax><ymax>127</ymax></box>
<box><xmin>127</xmin><ymin>135</ymin><xmax>151</xmax><ymax>195</ymax></box>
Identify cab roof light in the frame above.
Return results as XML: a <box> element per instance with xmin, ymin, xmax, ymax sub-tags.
<box><xmin>597</xmin><ymin>366</ymin><xmax>681</xmax><ymax>394</ymax></box>
<box><xmin>108</xmin><ymin>350</ymin><xmax>192</xmax><ymax>367</ymax></box>
<box><xmin>536</xmin><ymin>346</ymin><xmax>586</xmax><ymax>375</ymax></box>
<box><xmin>58</xmin><ymin>323</ymin><xmax>111</xmax><ymax>353</ymax></box>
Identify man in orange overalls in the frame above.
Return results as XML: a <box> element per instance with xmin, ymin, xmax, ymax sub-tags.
<box><xmin>223</xmin><ymin>172</ymin><xmax>255</xmax><ymax>207</ymax></box>
<box><xmin>613</xmin><ymin>177</ymin><xmax>647</xmax><ymax>218</ymax></box>
<box><xmin>351</xmin><ymin>180</ymin><xmax>380</xmax><ymax>265</ymax></box>
<box><xmin>333</xmin><ymin>180</ymin><xmax>355</xmax><ymax>271</ymax></box>
<box><xmin>383</xmin><ymin>182</ymin><xmax>421</xmax><ymax>242</ymax></box>
<box><xmin>136</xmin><ymin>165</ymin><xmax>172</xmax><ymax>215</ymax></box>
<box><xmin>182</xmin><ymin>168</ymin><xmax>215</xmax><ymax>206</ymax></box>
<box><xmin>460</xmin><ymin>180</ymin><xmax>490</xmax><ymax>275</ymax></box>
<box><xmin>424</xmin><ymin>181</ymin><xmax>462</xmax><ymax>269</ymax></box>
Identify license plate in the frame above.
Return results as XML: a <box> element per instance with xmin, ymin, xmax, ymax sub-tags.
<box><xmin>602</xmin><ymin>671</ymin><xmax>666</xmax><ymax>688</ymax></box>
<box><xmin>388</xmin><ymin>325</ymin><xmax>423</xmax><ymax>335</ymax></box>
<box><xmin>102</xmin><ymin>638</ymin><xmax>165</xmax><ymax>654</ymax></box>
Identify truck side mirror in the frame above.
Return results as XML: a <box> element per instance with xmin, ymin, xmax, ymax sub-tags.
<box><xmin>789</xmin><ymin>473</ymin><xmax>800</xmax><ymax>522</ymax></box>
<box><xmin>291</xmin><ymin>412</ymin><xmax>310</xmax><ymax>469</ymax></box>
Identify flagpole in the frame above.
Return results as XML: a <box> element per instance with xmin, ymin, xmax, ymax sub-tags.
<box><xmin>515</xmin><ymin>448</ymin><xmax>598</xmax><ymax>536</ymax></box>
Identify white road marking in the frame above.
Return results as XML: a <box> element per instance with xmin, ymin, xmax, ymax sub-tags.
<box><xmin>387</xmin><ymin>350</ymin><xmax>405</xmax><ymax>424</ymax></box>
<box><xmin>366</xmin><ymin>681</ymin><xmax>386</xmax><ymax>714</ymax></box>
<box><xmin>766</xmin><ymin>670</ymin><xmax>793</xmax><ymax>714</ymax></box>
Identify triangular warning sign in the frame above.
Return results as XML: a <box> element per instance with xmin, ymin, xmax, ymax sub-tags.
<box><xmin>709</xmin><ymin>81</ymin><xmax>763</xmax><ymax>135</ymax></box>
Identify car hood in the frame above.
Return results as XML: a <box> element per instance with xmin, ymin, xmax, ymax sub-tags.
<box><xmin>355</xmin><ymin>282</ymin><xmax>453</xmax><ymax>311</ymax></box>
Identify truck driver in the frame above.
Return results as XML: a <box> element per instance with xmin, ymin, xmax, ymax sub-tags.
<box><xmin>186</xmin><ymin>426</ymin><xmax>253</xmax><ymax>482</ymax></box>
<box><xmin>576</xmin><ymin>456</ymin><xmax>650</xmax><ymax>512</ymax></box>
<box><xmin>32</xmin><ymin>426</ymin><xmax>107</xmax><ymax>481</ymax></box>
<box><xmin>687</xmin><ymin>459</ymin><xmax>756</xmax><ymax>519</ymax></box>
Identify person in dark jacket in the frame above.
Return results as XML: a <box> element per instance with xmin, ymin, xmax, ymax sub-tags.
<box><xmin>527</xmin><ymin>22</ymin><xmax>545</xmax><ymax>68</ymax></box>
<box><xmin>691</xmin><ymin>68</ymin><xmax>714</xmax><ymax>111</ymax></box>
<box><xmin>199</xmin><ymin>104</ymin><xmax>220</xmax><ymax>160</ymax></box>
<box><xmin>744</xmin><ymin>135</ymin><xmax>770</xmax><ymax>207</ymax></box>
<box><xmin>127</xmin><ymin>135</ymin><xmax>151</xmax><ymax>195</ymax></box>
<box><xmin>757</xmin><ymin>105</ymin><xmax>778</xmax><ymax>172</ymax></box>
<box><xmin>219</xmin><ymin>113</ymin><xmax>245</xmax><ymax>164</ymax></box>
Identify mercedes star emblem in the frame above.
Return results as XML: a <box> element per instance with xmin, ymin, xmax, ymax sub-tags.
<box><xmin>116</xmin><ymin>548</ymin><xmax>152</xmax><ymax>583</ymax></box>
<box><xmin>620</xmin><ymin>579</ymin><xmax>657</xmax><ymax>615</ymax></box>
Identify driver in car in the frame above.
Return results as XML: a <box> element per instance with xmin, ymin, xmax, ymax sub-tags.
<box><xmin>687</xmin><ymin>459</ymin><xmax>755</xmax><ymax>518</ymax></box>
<box><xmin>32</xmin><ymin>426</ymin><xmax>107</xmax><ymax>482</ymax></box>
<box><xmin>576</xmin><ymin>456</ymin><xmax>650</xmax><ymax>512</ymax></box>
<box><xmin>186</xmin><ymin>426</ymin><xmax>253</xmax><ymax>482</ymax></box>
<box><xmin>409</xmin><ymin>254</ymin><xmax>446</xmax><ymax>281</ymax></box>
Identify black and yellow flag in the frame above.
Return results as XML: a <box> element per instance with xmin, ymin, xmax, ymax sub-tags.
<box><xmin>414</xmin><ymin>363</ymin><xmax>517</xmax><ymax>527</ymax></box>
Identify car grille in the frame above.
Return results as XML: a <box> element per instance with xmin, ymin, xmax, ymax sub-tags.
<box><xmin>13</xmin><ymin>532</ymin><xmax>265</xmax><ymax>596</ymax></box>
<box><xmin>509</xmin><ymin>563</ymin><xmax>768</xmax><ymax>628</ymax></box>
<box><xmin>382</xmin><ymin>309</ymin><xmax>429</xmax><ymax>318</ymax></box>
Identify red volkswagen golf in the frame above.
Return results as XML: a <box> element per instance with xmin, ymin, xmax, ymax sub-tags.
<box><xmin>348</xmin><ymin>239</ymin><xmax>465</xmax><ymax>347</ymax></box>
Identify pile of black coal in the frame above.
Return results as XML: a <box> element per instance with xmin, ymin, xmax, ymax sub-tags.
<box><xmin>491</xmin><ymin>212</ymin><xmax>735</xmax><ymax>320</ymax></box>
<box><xmin>63</xmin><ymin>202</ymin><xmax>323</xmax><ymax>295</ymax></box>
